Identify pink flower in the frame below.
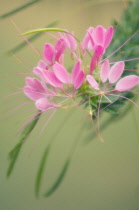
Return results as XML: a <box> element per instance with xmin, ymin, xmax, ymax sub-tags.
<box><xmin>86</xmin><ymin>60</ymin><xmax>139</xmax><ymax>93</ymax></box>
<box><xmin>82</xmin><ymin>25</ymin><xmax>114</xmax><ymax>53</ymax></box>
<box><xmin>24</xmin><ymin>60</ymin><xmax>85</xmax><ymax>111</ymax></box>
<box><xmin>34</xmin><ymin>60</ymin><xmax>85</xmax><ymax>90</ymax></box>
<box><xmin>82</xmin><ymin>25</ymin><xmax>114</xmax><ymax>73</ymax></box>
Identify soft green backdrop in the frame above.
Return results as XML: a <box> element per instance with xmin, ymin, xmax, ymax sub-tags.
<box><xmin>1</xmin><ymin>0</ymin><xmax>139</xmax><ymax>209</ymax></box>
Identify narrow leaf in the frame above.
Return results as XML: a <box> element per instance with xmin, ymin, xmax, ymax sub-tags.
<box><xmin>44</xmin><ymin>159</ymin><xmax>70</xmax><ymax>197</ymax></box>
<box><xmin>35</xmin><ymin>145</ymin><xmax>50</xmax><ymax>197</ymax></box>
<box><xmin>8</xmin><ymin>21</ymin><xmax>59</xmax><ymax>54</ymax></box>
<box><xmin>0</xmin><ymin>0</ymin><xmax>40</xmax><ymax>19</ymax></box>
<box><xmin>7</xmin><ymin>111</ymin><xmax>41</xmax><ymax>177</ymax></box>
<box><xmin>22</xmin><ymin>28</ymin><xmax>67</xmax><ymax>36</ymax></box>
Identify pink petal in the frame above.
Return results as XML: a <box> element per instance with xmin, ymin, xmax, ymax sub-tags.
<box><xmin>94</xmin><ymin>25</ymin><xmax>106</xmax><ymax>46</ymax></box>
<box><xmin>104</xmin><ymin>26</ymin><xmax>114</xmax><ymax>48</ymax></box>
<box><xmin>65</xmin><ymin>32</ymin><xmax>77</xmax><ymax>50</ymax></box>
<box><xmin>108</xmin><ymin>61</ymin><xmax>125</xmax><ymax>83</ymax></box>
<box><xmin>33</xmin><ymin>68</ymin><xmax>47</xmax><ymax>82</ymax></box>
<box><xmin>55</xmin><ymin>39</ymin><xmax>65</xmax><ymax>61</ymax></box>
<box><xmin>35</xmin><ymin>98</ymin><xmax>56</xmax><ymax>111</ymax></box>
<box><xmin>90</xmin><ymin>53</ymin><xmax>98</xmax><ymax>74</ymax></box>
<box><xmin>100</xmin><ymin>60</ymin><xmax>110</xmax><ymax>83</ymax></box>
<box><xmin>53</xmin><ymin>63</ymin><xmax>70</xmax><ymax>84</ymax></box>
<box><xmin>73</xmin><ymin>70</ymin><xmax>85</xmax><ymax>89</ymax></box>
<box><xmin>24</xmin><ymin>86</ymin><xmax>46</xmax><ymax>101</ymax></box>
<box><xmin>86</xmin><ymin>75</ymin><xmax>99</xmax><ymax>90</ymax></box>
<box><xmin>33</xmin><ymin>79</ymin><xmax>54</xmax><ymax>97</ymax></box>
<box><xmin>43</xmin><ymin>71</ymin><xmax>62</xmax><ymax>88</ymax></box>
<box><xmin>71</xmin><ymin>60</ymin><xmax>82</xmax><ymax>83</ymax></box>
<box><xmin>115</xmin><ymin>75</ymin><xmax>139</xmax><ymax>91</ymax></box>
<box><xmin>82</xmin><ymin>30</ymin><xmax>90</xmax><ymax>50</ymax></box>
<box><xmin>58</xmin><ymin>54</ymin><xmax>64</xmax><ymax>65</ymax></box>
<box><xmin>25</xmin><ymin>77</ymin><xmax>35</xmax><ymax>88</ymax></box>
<box><xmin>88</xmin><ymin>32</ymin><xmax>95</xmax><ymax>49</ymax></box>
<box><xmin>38</xmin><ymin>60</ymin><xmax>47</xmax><ymax>69</ymax></box>
<box><xmin>25</xmin><ymin>77</ymin><xmax>46</xmax><ymax>92</ymax></box>
<box><xmin>43</xmin><ymin>43</ymin><xmax>55</xmax><ymax>63</ymax></box>
<box><xmin>33</xmin><ymin>78</ymin><xmax>46</xmax><ymax>91</ymax></box>
<box><xmin>33</xmin><ymin>67</ymin><xmax>43</xmax><ymax>76</ymax></box>
<box><xmin>57</xmin><ymin>32</ymin><xmax>70</xmax><ymax>49</ymax></box>
<box><xmin>94</xmin><ymin>45</ymin><xmax>104</xmax><ymax>56</ymax></box>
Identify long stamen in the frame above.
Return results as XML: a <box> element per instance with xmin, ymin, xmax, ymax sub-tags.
<box><xmin>110</xmin><ymin>57</ymin><xmax>139</xmax><ymax>64</ymax></box>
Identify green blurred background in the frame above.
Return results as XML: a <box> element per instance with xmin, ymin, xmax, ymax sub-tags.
<box><xmin>1</xmin><ymin>0</ymin><xmax>139</xmax><ymax>209</ymax></box>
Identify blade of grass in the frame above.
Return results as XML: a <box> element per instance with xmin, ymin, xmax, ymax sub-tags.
<box><xmin>0</xmin><ymin>0</ymin><xmax>40</xmax><ymax>19</ymax></box>
<box><xmin>35</xmin><ymin>144</ymin><xmax>51</xmax><ymax>197</ymax></box>
<box><xmin>7</xmin><ymin>111</ymin><xmax>41</xmax><ymax>177</ymax></box>
<box><xmin>44</xmin><ymin>159</ymin><xmax>70</xmax><ymax>197</ymax></box>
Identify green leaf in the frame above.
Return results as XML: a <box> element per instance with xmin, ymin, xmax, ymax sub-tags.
<box><xmin>7</xmin><ymin>111</ymin><xmax>41</xmax><ymax>177</ymax></box>
<box><xmin>8</xmin><ymin>21</ymin><xmax>59</xmax><ymax>54</ymax></box>
<box><xmin>35</xmin><ymin>144</ymin><xmax>50</xmax><ymax>197</ymax></box>
<box><xmin>44</xmin><ymin>159</ymin><xmax>70</xmax><ymax>197</ymax></box>
<box><xmin>0</xmin><ymin>0</ymin><xmax>40</xmax><ymax>19</ymax></box>
<box><xmin>22</xmin><ymin>28</ymin><xmax>68</xmax><ymax>36</ymax></box>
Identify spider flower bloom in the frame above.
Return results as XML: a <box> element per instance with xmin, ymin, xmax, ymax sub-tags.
<box><xmin>34</xmin><ymin>60</ymin><xmax>85</xmax><ymax>91</ymax></box>
<box><xmin>82</xmin><ymin>25</ymin><xmax>114</xmax><ymax>73</ymax></box>
<box><xmin>86</xmin><ymin>60</ymin><xmax>139</xmax><ymax>93</ymax></box>
<box><xmin>24</xmin><ymin>60</ymin><xmax>85</xmax><ymax>111</ymax></box>
<box><xmin>82</xmin><ymin>25</ymin><xmax>114</xmax><ymax>53</ymax></box>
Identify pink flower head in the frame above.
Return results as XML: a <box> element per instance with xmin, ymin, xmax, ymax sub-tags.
<box><xmin>86</xmin><ymin>60</ymin><xmax>139</xmax><ymax>93</ymax></box>
<box><xmin>82</xmin><ymin>25</ymin><xmax>114</xmax><ymax>73</ymax></box>
<box><xmin>34</xmin><ymin>61</ymin><xmax>85</xmax><ymax>90</ymax></box>
<box><xmin>82</xmin><ymin>25</ymin><xmax>114</xmax><ymax>53</ymax></box>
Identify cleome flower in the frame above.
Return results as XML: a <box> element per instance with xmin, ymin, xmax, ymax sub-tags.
<box><xmin>82</xmin><ymin>25</ymin><xmax>114</xmax><ymax>53</ymax></box>
<box><xmin>7</xmin><ymin>19</ymin><xmax>139</xmax><ymax>198</ymax></box>
<box><xmin>24</xmin><ymin>58</ymin><xmax>85</xmax><ymax>111</ymax></box>
<box><xmin>23</xmin><ymin>25</ymin><xmax>139</xmax><ymax>115</ymax></box>
<box><xmin>82</xmin><ymin>25</ymin><xmax>114</xmax><ymax>73</ymax></box>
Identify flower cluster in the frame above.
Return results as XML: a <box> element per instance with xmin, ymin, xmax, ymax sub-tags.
<box><xmin>24</xmin><ymin>25</ymin><xmax>139</xmax><ymax>116</ymax></box>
